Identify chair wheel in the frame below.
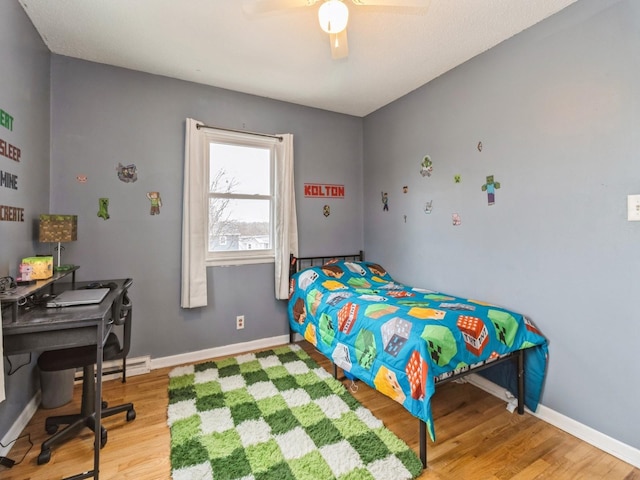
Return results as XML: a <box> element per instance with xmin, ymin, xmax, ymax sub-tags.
<box><xmin>95</xmin><ymin>427</ymin><xmax>108</xmax><ymax>449</ymax></box>
<box><xmin>37</xmin><ymin>449</ymin><xmax>51</xmax><ymax>465</ymax></box>
<box><xmin>45</xmin><ymin>424</ymin><xmax>59</xmax><ymax>435</ymax></box>
<box><xmin>126</xmin><ymin>409</ymin><xmax>136</xmax><ymax>422</ymax></box>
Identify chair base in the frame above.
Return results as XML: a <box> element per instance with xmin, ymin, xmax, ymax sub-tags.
<box><xmin>37</xmin><ymin>364</ymin><xmax>136</xmax><ymax>465</ymax></box>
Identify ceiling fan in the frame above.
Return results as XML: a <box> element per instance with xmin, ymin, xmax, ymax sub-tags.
<box><xmin>242</xmin><ymin>0</ymin><xmax>430</xmax><ymax>60</ymax></box>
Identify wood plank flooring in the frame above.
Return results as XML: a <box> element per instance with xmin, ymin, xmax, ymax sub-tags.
<box><xmin>2</xmin><ymin>342</ymin><xmax>638</xmax><ymax>479</ymax></box>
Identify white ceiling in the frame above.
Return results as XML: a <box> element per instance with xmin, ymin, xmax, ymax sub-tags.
<box><xmin>19</xmin><ymin>0</ymin><xmax>578</xmax><ymax>117</ymax></box>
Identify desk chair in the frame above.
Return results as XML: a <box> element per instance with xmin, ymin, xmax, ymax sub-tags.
<box><xmin>36</xmin><ymin>279</ymin><xmax>136</xmax><ymax>465</ymax></box>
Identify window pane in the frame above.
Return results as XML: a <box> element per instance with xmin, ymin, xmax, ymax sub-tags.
<box><xmin>209</xmin><ymin>143</ymin><xmax>271</xmax><ymax>195</ymax></box>
<box><xmin>209</xmin><ymin>198</ymin><xmax>271</xmax><ymax>252</ymax></box>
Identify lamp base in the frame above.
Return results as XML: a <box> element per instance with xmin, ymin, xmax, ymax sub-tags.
<box><xmin>53</xmin><ymin>264</ymin><xmax>76</xmax><ymax>272</ymax></box>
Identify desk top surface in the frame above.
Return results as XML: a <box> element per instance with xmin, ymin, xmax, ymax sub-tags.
<box><xmin>2</xmin><ymin>278</ymin><xmax>129</xmax><ymax>335</ymax></box>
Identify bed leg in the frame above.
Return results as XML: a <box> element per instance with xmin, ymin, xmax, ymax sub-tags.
<box><xmin>333</xmin><ymin>363</ymin><xmax>338</xmax><ymax>379</ymax></box>
<box><xmin>419</xmin><ymin>419</ymin><xmax>427</xmax><ymax>468</ymax></box>
<box><xmin>517</xmin><ymin>349</ymin><xmax>525</xmax><ymax>415</ymax></box>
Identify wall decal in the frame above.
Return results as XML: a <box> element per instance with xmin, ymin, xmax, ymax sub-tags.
<box><xmin>0</xmin><ymin>205</ymin><xmax>25</xmax><ymax>222</ymax></box>
<box><xmin>454</xmin><ymin>174</ymin><xmax>461</xmax><ymax>183</ymax></box>
<box><xmin>0</xmin><ymin>108</ymin><xmax>14</xmax><ymax>131</ymax></box>
<box><xmin>117</xmin><ymin>163</ymin><xmax>138</xmax><ymax>183</ymax></box>
<box><xmin>76</xmin><ymin>174</ymin><xmax>87</xmax><ymax>183</ymax></box>
<box><xmin>0</xmin><ymin>137</ymin><xmax>21</xmax><ymax>162</ymax></box>
<box><xmin>323</xmin><ymin>205</ymin><xmax>330</xmax><ymax>217</ymax></box>
<box><xmin>402</xmin><ymin>186</ymin><xmax>408</xmax><ymax>193</ymax></box>
<box><xmin>424</xmin><ymin>200</ymin><xmax>433</xmax><ymax>214</ymax></box>
<box><xmin>481</xmin><ymin>175</ymin><xmax>501</xmax><ymax>206</ymax></box>
<box><xmin>147</xmin><ymin>191</ymin><xmax>162</xmax><ymax>215</ymax></box>
<box><xmin>97</xmin><ymin>198</ymin><xmax>110</xmax><ymax>220</ymax></box>
<box><xmin>381</xmin><ymin>191</ymin><xmax>389</xmax><ymax>211</ymax></box>
<box><xmin>1</xmin><ymin>170</ymin><xmax>18</xmax><ymax>190</ymax></box>
<box><xmin>477</xmin><ymin>141</ymin><xmax>483</xmax><ymax>152</ymax></box>
<box><xmin>404</xmin><ymin>215</ymin><xmax>407</xmax><ymax>223</ymax></box>
<box><xmin>452</xmin><ymin>213</ymin><xmax>461</xmax><ymax>226</ymax></box>
<box><xmin>420</xmin><ymin>155</ymin><xmax>433</xmax><ymax>177</ymax></box>
<box><xmin>304</xmin><ymin>183</ymin><xmax>344</xmax><ymax>198</ymax></box>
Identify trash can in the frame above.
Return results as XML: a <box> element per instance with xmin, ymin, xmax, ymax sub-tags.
<box><xmin>39</xmin><ymin>368</ymin><xmax>75</xmax><ymax>409</ymax></box>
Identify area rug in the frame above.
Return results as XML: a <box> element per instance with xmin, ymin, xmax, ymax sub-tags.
<box><xmin>167</xmin><ymin>344</ymin><xmax>423</xmax><ymax>480</ymax></box>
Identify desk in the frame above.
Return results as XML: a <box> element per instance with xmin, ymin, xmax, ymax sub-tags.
<box><xmin>2</xmin><ymin>278</ymin><xmax>130</xmax><ymax>480</ymax></box>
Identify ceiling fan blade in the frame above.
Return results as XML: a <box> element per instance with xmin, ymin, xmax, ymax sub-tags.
<box><xmin>351</xmin><ymin>0</ymin><xmax>430</xmax><ymax>7</ymax></box>
<box><xmin>330</xmin><ymin>29</ymin><xmax>349</xmax><ymax>60</ymax></box>
<box><xmin>242</xmin><ymin>0</ymin><xmax>319</xmax><ymax>15</ymax></box>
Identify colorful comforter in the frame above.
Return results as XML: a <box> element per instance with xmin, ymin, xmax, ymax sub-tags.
<box><xmin>288</xmin><ymin>260</ymin><xmax>548</xmax><ymax>441</ymax></box>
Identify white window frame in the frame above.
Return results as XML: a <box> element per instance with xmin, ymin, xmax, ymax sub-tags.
<box><xmin>204</xmin><ymin>129</ymin><xmax>277</xmax><ymax>267</ymax></box>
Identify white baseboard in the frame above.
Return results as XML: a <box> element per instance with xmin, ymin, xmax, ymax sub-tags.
<box><xmin>0</xmin><ymin>391</ymin><xmax>40</xmax><ymax>457</ymax></box>
<box><xmin>465</xmin><ymin>373</ymin><xmax>640</xmax><ymax>469</ymax></box>
<box><xmin>150</xmin><ymin>334</ymin><xmax>291</xmax><ymax>371</ymax></box>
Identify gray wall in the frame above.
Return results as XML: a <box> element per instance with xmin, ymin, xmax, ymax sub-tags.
<box><xmin>0</xmin><ymin>1</ymin><xmax>51</xmax><ymax>435</ymax></box>
<box><xmin>49</xmin><ymin>55</ymin><xmax>364</xmax><ymax>359</ymax></box>
<box><xmin>363</xmin><ymin>0</ymin><xmax>639</xmax><ymax>449</ymax></box>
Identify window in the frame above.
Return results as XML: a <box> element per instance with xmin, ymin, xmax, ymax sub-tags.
<box><xmin>205</xmin><ymin>130</ymin><xmax>277</xmax><ymax>266</ymax></box>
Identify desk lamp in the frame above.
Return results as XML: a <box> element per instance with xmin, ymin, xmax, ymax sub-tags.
<box><xmin>39</xmin><ymin>214</ymin><xmax>77</xmax><ymax>271</ymax></box>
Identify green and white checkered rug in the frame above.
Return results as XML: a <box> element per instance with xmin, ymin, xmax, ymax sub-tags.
<box><xmin>167</xmin><ymin>344</ymin><xmax>423</xmax><ymax>480</ymax></box>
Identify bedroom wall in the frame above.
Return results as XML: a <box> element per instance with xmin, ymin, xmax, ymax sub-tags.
<box><xmin>0</xmin><ymin>2</ymin><xmax>51</xmax><ymax>436</ymax></box>
<box><xmin>48</xmin><ymin>55</ymin><xmax>363</xmax><ymax>360</ymax></box>
<box><xmin>363</xmin><ymin>0</ymin><xmax>639</xmax><ymax>451</ymax></box>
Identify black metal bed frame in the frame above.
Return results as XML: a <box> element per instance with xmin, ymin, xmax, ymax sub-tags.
<box><xmin>288</xmin><ymin>252</ymin><xmax>526</xmax><ymax>468</ymax></box>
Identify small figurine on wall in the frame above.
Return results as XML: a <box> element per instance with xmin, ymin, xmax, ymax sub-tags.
<box><xmin>452</xmin><ymin>213</ymin><xmax>461</xmax><ymax>226</ymax></box>
<box><xmin>381</xmin><ymin>192</ymin><xmax>389</xmax><ymax>211</ymax></box>
<box><xmin>424</xmin><ymin>200</ymin><xmax>433</xmax><ymax>214</ymax></box>
<box><xmin>402</xmin><ymin>186</ymin><xmax>408</xmax><ymax>193</ymax></box>
<box><xmin>117</xmin><ymin>163</ymin><xmax>138</xmax><ymax>183</ymax></box>
<box><xmin>454</xmin><ymin>174</ymin><xmax>461</xmax><ymax>183</ymax></box>
<box><xmin>420</xmin><ymin>155</ymin><xmax>433</xmax><ymax>177</ymax></box>
<box><xmin>97</xmin><ymin>198</ymin><xmax>110</xmax><ymax>220</ymax></box>
<box><xmin>323</xmin><ymin>205</ymin><xmax>330</xmax><ymax>217</ymax></box>
<box><xmin>147</xmin><ymin>191</ymin><xmax>162</xmax><ymax>215</ymax></box>
<box><xmin>481</xmin><ymin>175</ymin><xmax>501</xmax><ymax>206</ymax></box>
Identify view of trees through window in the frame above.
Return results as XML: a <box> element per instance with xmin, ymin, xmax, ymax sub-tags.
<box><xmin>208</xmin><ymin>142</ymin><xmax>272</xmax><ymax>253</ymax></box>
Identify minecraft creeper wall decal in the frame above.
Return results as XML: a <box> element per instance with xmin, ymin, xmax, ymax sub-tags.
<box><xmin>481</xmin><ymin>175</ymin><xmax>501</xmax><ymax>205</ymax></box>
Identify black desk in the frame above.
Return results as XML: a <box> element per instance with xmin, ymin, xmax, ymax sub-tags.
<box><xmin>2</xmin><ymin>278</ymin><xmax>129</xmax><ymax>480</ymax></box>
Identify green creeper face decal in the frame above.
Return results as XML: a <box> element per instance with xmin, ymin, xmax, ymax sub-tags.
<box><xmin>355</xmin><ymin>329</ymin><xmax>377</xmax><ymax>370</ymax></box>
<box><xmin>318</xmin><ymin>313</ymin><xmax>335</xmax><ymax>346</ymax></box>
<box><xmin>421</xmin><ymin>325</ymin><xmax>457</xmax><ymax>366</ymax></box>
<box><xmin>488</xmin><ymin>310</ymin><xmax>518</xmax><ymax>347</ymax></box>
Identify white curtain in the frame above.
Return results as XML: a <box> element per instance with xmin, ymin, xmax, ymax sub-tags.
<box><xmin>181</xmin><ymin>118</ymin><xmax>209</xmax><ymax>308</ymax></box>
<box><xmin>274</xmin><ymin>133</ymin><xmax>298</xmax><ymax>299</ymax></box>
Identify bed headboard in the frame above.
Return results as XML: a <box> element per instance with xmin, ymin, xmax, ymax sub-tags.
<box><xmin>289</xmin><ymin>251</ymin><xmax>364</xmax><ymax>278</ymax></box>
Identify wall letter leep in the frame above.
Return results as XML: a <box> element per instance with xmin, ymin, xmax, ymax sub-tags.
<box><xmin>0</xmin><ymin>138</ymin><xmax>21</xmax><ymax>162</ymax></box>
<box><xmin>0</xmin><ymin>108</ymin><xmax>14</xmax><ymax>131</ymax></box>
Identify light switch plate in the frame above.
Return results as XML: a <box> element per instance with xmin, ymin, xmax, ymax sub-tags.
<box><xmin>628</xmin><ymin>195</ymin><xmax>640</xmax><ymax>221</ymax></box>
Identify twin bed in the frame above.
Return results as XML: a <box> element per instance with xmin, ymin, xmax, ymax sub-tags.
<box><xmin>288</xmin><ymin>253</ymin><xmax>548</xmax><ymax>468</ymax></box>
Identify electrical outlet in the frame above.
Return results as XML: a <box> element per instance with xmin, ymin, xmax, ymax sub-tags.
<box><xmin>236</xmin><ymin>315</ymin><xmax>245</xmax><ymax>330</ymax></box>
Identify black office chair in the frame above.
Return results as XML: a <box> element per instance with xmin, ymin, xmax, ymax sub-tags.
<box><xmin>36</xmin><ymin>279</ymin><xmax>136</xmax><ymax>465</ymax></box>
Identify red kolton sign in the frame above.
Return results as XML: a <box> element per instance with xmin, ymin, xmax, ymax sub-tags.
<box><xmin>304</xmin><ymin>183</ymin><xmax>345</xmax><ymax>198</ymax></box>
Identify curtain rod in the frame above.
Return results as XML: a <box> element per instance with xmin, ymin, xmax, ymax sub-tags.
<box><xmin>196</xmin><ymin>123</ymin><xmax>283</xmax><ymax>142</ymax></box>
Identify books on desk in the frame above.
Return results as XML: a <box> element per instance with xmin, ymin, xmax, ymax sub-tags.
<box><xmin>45</xmin><ymin>288</ymin><xmax>110</xmax><ymax>308</ymax></box>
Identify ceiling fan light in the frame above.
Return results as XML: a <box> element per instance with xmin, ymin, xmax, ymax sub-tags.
<box><xmin>318</xmin><ymin>0</ymin><xmax>349</xmax><ymax>34</ymax></box>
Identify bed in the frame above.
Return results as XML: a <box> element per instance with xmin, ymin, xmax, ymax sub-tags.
<box><xmin>288</xmin><ymin>253</ymin><xmax>548</xmax><ymax>468</ymax></box>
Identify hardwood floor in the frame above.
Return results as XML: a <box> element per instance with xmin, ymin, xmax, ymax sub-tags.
<box><xmin>2</xmin><ymin>342</ymin><xmax>638</xmax><ymax>479</ymax></box>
